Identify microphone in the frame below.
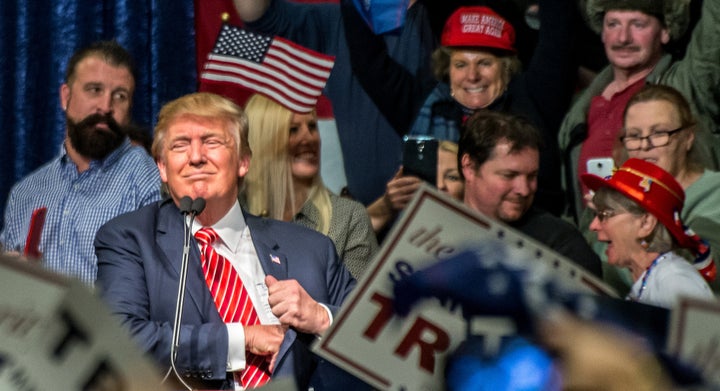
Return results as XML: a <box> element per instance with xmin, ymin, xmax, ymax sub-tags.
<box><xmin>178</xmin><ymin>196</ymin><xmax>193</xmax><ymax>214</ymax></box>
<box><xmin>167</xmin><ymin>197</ymin><xmax>205</xmax><ymax>390</ymax></box>
<box><xmin>191</xmin><ymin>198</ymin><xmax>206</xmax><ymax>215</ymax></box>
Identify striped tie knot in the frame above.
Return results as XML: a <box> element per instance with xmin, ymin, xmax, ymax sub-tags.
<box><xmin>194</xmin><ymin>227</ymin><xmax>219</xmax><ymax>246</ymax></box>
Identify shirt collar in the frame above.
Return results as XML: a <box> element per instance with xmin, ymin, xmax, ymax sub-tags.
<box><xmin>60</xmin><ymin>137</ymin><xmax>133</xmax><ymax>171</ymax></box>
<box><xmin>193</xmin><ymin>200</ymin><xmax>247</xmax><ymax>252</ymax></box>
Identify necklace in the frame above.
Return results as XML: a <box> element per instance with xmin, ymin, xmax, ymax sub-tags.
<box><xmin>627</xmin><ymin>253</ymin><xmax>667</xmax><ymax>301</ymax></box>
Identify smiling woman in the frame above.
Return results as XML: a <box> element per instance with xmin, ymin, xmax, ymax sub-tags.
<box><xmin>242</xmin><ymin>94</ymin><xmax>378</xmax><ymax>279</ymax></box>
<box><xmin>340</xmin><ymin>0</ymin><xmax>577</xmax><ymax>216</ymax></box>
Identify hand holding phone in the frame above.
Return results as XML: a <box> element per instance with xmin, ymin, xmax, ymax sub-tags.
<box><xmin>402</xmin><ymin>136</ymin><xmax>438</xmax><ymax>185</ymax></box>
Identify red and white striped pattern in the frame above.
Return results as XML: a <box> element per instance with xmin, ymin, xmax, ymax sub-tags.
<box><xmin>195</xmin><ymin>227</ymin><xmax>271</xmax><ymax>388</ymax></box>
<box><xmin>200</xmin><ymin>24</ymin><xmax>335</xmax><ymax>113</ymax></box>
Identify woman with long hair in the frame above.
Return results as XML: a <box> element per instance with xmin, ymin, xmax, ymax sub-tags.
<box><xmin>243</xmin><ymin>94</ymin><xmax>378</xmax><ymax>279</ymax></box>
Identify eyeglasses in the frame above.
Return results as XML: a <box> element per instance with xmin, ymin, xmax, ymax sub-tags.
<box><xmin>594</xmin><ymin>209</ymin><xmax>624</xmax><ymax>222</ymax></box>
<box><xmin>621</xmin><ymin>126</ymin><xmax>685</xmax><ymax>151</ymax></box>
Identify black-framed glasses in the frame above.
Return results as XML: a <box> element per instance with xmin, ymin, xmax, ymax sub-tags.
<box><xmin>594</xmin><ymin>209</ymin><xmax>624</xmax><ymax>222</ymax></box>
<box><xmin>621</xmin><ymin>126</ymin><xmax>685</xmax><ymax>151</ymax></box>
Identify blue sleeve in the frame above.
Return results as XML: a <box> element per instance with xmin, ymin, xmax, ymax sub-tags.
<box><xmin>0</xmin><ymin>186</ymin><xmax>23</xmax><ymax>252</ymax></box>
<box><xmin>322</xmin><ymin>234</ymin><xmax>357</xmax><ymax>315</ymax></box>
<box><xmin>521</xmin><ymin>0</ymin><xmax>578</xmax><ymax>131</ymax></box>
<box><xmin>340</xmin><ymin>0</ymin><xmax>437</xmax><ymax>135</ymax></box>
<box><xmin>244</xmin><ymin>0</ymin><xmax>342</xmax><ymax>55</ymax></box>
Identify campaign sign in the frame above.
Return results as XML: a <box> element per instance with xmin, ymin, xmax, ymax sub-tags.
<box><xmin>668</xmin><ymin>297</ymin><xmax>720</xmax><ymax>387</ymax></box>
<box><xmin>0</xmin><ymin>255</ymin><xmax>167</xmax><ymax>391</ymax></box>
<box><xmin>315</xmin><ymin>185</ymin><xmax>615</xmax><ymax>390</ymax></box>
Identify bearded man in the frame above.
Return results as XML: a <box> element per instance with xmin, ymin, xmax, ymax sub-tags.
<box><xmin>0</xmin><ymin>41</ymin><xmax>160</xmax><ymax>285</ymax></box>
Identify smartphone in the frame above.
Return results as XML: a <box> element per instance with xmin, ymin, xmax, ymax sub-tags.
<box><xmin>586</xmin><ymin>157</ymin><xmax>615</xmax><ymax>179</ymax></box>
<box><xmin>24</xmin><ymin>207</ymin><xmax>47</xmax><ymax>259</ymax></box>
<box><xmin>402</xmin><ymin>136</ymin><xmax>438</xmax><ymax>185</ymax></box>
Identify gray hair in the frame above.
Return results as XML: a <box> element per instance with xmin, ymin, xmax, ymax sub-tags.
<box><xmin>593</xmin><ymin>187</ymin><xmax>675</xmax><ymax>253</ymax></box>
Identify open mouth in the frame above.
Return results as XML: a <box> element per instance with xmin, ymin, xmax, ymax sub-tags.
<box><xmin>293</xmin><ymin>152</ymin><xmax>318</xmax><ymax>162</ymax></box>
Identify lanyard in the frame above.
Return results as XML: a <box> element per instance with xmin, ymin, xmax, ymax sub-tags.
<box><xmin>627</xmin><ymin>253</ymin><xmax>666</xmax><ymax>301</ymax></box>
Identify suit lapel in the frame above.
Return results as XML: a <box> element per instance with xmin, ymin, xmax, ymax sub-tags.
<box><xmin>244</xmin><ymin>212</ymin><xmax>289</xmax><ymax>280</ymax></box>
<box><xmin>243</xmin><ymin>211</ymin><xmax>296</xmax><ymax>365</ymax></box>
<box><xmin>156</xmin><ymin>201</ymin><xmax>211</xmax><ymax>320</ymax></box>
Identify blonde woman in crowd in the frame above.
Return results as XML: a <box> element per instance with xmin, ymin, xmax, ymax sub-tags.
<box><xmin>367</xmin><ymin>140</ymin><xmax>465</xmax><ymax>237</ymax></box>
<box><xmin>243</xmin><ymin>94</ymin><xmax>378</xmax><ymax>279</ymax></box>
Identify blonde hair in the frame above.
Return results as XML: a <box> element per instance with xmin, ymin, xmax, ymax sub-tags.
<box><xmin>152</xmin><ymin>92</ymin><xmax>250</xmax><ymax>196</ymax></box>
<box><xmin>152</xmin><ymin>92</ymin><xmax>250</xmax><ymax>162</ymax></box>
<box><xmin>439</xmin><ymin>140</ymin><xmax>459</xmax><ymax>155</ymax></box>
<box><xmin>243</xmin><ymin>94</ymin><xmax>331</xmax><ymax>234</ymax></box>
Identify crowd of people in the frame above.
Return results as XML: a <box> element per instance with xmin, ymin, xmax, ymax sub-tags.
<box><xmin>1</xmin><ymin>0</ymin><xmax>719</xmax><ymax>389</ymax></box>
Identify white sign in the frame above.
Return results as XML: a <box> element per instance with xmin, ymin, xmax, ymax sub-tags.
<box><xmin>668</xmin><ymin>297</ymin><xmax>720</xmax><ymax>387</ymax></box>
<box><xmin>315</xmin><ymin>186</ymin><xmax>615</xmax><ymax>390</ymax></box>
<box><xmin>0</xmin><ymin>255</ymin><xmax>168</xmax><ymax>391</ymax></box>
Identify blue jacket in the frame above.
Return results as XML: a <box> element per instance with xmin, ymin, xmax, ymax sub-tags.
<box><xmin>95</xmin><ymin>198</ymin><xmax>355</xmax><ymax>389</ymax></box>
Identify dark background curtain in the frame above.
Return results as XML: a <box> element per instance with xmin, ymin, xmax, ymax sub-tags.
<box><xmin>0</xmin><ymin>0</ymin><xmax>197</xmax><ymax>224</ymax></box>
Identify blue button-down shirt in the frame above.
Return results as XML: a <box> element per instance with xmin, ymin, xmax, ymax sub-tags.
<box><xmin>0</xmin><ymin>139</ymin><xmax>161</xmax><ymax>285</ymax></box>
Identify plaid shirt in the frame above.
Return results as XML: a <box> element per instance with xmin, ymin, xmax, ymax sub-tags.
<box><xmin>0</xmin><ymin>139</ymin><xmax>160</xmax><ymax>285</ymax></box>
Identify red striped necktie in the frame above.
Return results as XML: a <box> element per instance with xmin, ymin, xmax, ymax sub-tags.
<box><xmin>194</xmin><ymin>227</ymin><xmax>271</xmax><ymax>388</ymax></box>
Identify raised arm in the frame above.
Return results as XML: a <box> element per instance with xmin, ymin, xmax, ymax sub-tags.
<box><xmin>522</xmin><ymin>0</ymin><xmax>579</xmax><ymax>132</ymax></box>
<box><xmin>667</xmin><ymin>0</ymin><xmax>720</xmax><ymax>126</ymax></box>
<box><xmin>340</xmin><ymin>0</ymin><xmax>437</xmax><ymax>136</ymax></box>
<box><xmin>233</xmin><ymin>0</ymin><xmax>270</xmax><ymax>22</ymax></box>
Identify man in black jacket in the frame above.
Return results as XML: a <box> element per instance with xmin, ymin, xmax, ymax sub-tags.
<box><xmin>459</xmin><ymin>110</ymin><xmax>602</xmax><ymax>278</ymax></box>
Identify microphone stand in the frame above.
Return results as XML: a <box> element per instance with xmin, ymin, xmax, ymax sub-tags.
<box><xmin>165</xmin><ymin>197</ymin><xmax>204</xmax><ymax>390</ymax></box>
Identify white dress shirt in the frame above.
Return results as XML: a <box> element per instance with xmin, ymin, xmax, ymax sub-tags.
<box><xmin>191</xmin><ymin>201</ymin><xmax>280</xmax><ymax>376</ymax></box>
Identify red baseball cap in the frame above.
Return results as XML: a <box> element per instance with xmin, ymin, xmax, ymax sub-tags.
<box><xmin>582</xmin><ymin>158</ymin><xmax>696</xmax><ymax>250</ymax></box>
<box><xmin>441</xmin><ymin>6</ymin><xmax>516</xmax><ymax>53</ymax></box>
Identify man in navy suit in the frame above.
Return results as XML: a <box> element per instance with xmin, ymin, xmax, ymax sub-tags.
<box><xmin>94</xmin><ymin>92</ymin><xmax>355</xmax><ymax>389</ymax></box>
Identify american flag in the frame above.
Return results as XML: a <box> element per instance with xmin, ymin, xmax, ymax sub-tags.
<box><xmin>200</xmin><ymin>24</ymin><xmax>335</xmax><ymax>113</ymax></box>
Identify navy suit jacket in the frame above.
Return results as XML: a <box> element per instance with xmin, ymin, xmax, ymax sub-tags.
<box><xmin>95</xmin><ymin>198</ymin><xmax>356</xmax><ymax>389</ymax></box>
